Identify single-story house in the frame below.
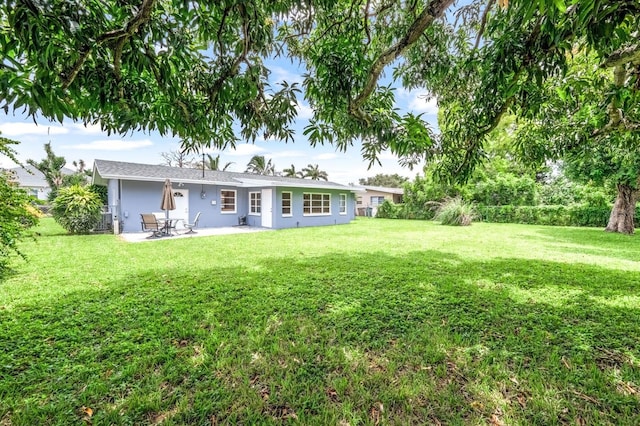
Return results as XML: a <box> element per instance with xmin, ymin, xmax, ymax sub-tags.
<box><xmin>6</xmin><ymin>165</ymin><xmax>74</xmax><ymax>201</ymax></box>
<box><xmin>92</xmin><ymin>159</ymin><xmax>357</xmax><ymax>233</ymax></box>
<box><xmin>354</xmin><ymin>185</ymin><xmax>404</xmax><ymax>216</ymax></box>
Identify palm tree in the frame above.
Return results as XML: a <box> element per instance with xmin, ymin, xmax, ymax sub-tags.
<box><xmin>202</xmin><ymin>154</ymin><xmax>234</xmax><ymax>171</ymax></box>
<box><xmin>301</xmin><ymin>164</ymin><xmax>328</xmax><ymax>181</ymax></box>
<box><xmin>27</xmin><ymin>142</ymin><xmax>66</xmax><ymax>200</ymax></box>
<box><xmin>282</xmin><ymin>164</ymin><xmax>303</xmax><ymax>178</ymax></box>
<box><xmin>245</xmin><ymin>155</ymin><xmax>276</xmax><ymax>175</ymax></box>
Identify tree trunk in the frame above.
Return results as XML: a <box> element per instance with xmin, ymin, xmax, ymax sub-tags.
<box><xmin>605</xmin><ymin>183</ymin><xmax>638</xmax><ymax>234</ymax></box>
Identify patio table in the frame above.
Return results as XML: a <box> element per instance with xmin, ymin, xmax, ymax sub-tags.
<box><xmin>157</xmin><ymin>218</ymin><xmax>182</xmax><ymax>236</ymax></box>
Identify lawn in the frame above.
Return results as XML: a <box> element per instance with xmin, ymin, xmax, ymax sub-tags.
<box><xmin>1</xmin><ymin>218</ymin><xmax>639</xmax><ymax>425</ymax></box>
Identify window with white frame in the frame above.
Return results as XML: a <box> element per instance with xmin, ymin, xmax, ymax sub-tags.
<box><xmin>220</xmin><ymin>189</ymin><xmax>236</xmax><ymax>213</ymax></box>
<box><xmin>339</xmin><ymin>193</ymin><xmax>347</xmax><ymax>214</ymax></box>
<box><xmin>281</xmin><ymin>191</ymin><xmax>292</xmax><ymax>216</ymax></box>
<box><xmin>249</xmin><ymin>192</ymin><xmax>261</xmax><ymax>215</ymax></box>
<box><xmin>371</xmin><ymin>196</ymin><xmax>385</xmax><ymax>206</ymax></box>
<box><xmin>303</xmin><ymin>193</ymin><xmax>330</xmax><ymax>215</ymax></box>
<box><xmin>357</xmin><ymin>196</ymin><xmax>363</xmax><ymax>205</ymax></box>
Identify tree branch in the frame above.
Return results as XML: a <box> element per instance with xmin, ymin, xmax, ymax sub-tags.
<box><xmin>474</xmin><ymin>0</ymin><xmax>496</xmax><ymax>50</ymax></box>
<box><xmin>217</xmin><ymin>6</ymin><xmax>232</xmax><ymax>56</ymax></box>
<box><xmin>62</xmin><ymin>48</ymin><xmax>92</xmax><ymax>90</ymax></box>
<box><xmin>602</xmin><ymin>44</ymin><xmax>640</xmax><ymax>68</ymax></box>
<box><xmin>205</xmin><ymin>3</ymin><xmax>252</xmax><ymax>114</ymax></box>
<box><xmin>61</xmin><ymin>0</ymin><xmax>157</xmax><ymax>89</ymax></box>
<box><xmin>349</xmin><ymin>0</ymin><xmax>455</xmax><ymax>122</ymax></box>
<box><xmin>363</xmin><ymin>0</ymin><xmax>372</xmax><ymax>45</ymax></box>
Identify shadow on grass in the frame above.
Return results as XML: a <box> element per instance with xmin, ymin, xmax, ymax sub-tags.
<box><xmin>1</xmin><ymin>250</ymin><xmax>639</xmax><ymax>424</ymax></box>
<box><xmin>527</xmin><ymin>227</ymin><xmax>640</xmax><ymax>262</ymax></box>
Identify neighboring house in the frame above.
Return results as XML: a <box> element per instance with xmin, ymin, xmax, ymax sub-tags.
<box><xmin>92</xmin><ymin>159</ymin><xmax>357</xmax><ymax>233</ymax></box>
<box><xmin>5</xmin><ymin>165</ymin><xmax>74</xmax><ymax>201</ymax></box>
<box><xmin>354</xmin><ymin>185</ymin><xmax>404</xmax><ymax>217</ymax></box>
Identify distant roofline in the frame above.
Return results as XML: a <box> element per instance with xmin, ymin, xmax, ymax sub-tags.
<box><xmin>352</xmin><ymin>185</ymin><xmax>404</xmax><ymax>194</ymax></box>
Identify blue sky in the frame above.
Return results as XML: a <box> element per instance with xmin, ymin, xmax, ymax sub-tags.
<box><xmin>0</xmin><ymin>58</ymin><xmax>439</xmax><ymax>185</ymax></box>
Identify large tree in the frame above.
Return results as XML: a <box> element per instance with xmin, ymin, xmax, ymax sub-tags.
<box><xmin>2</xmin><ymin>1</ymin><xmax>639</xmax><ymax>227</ymax></box>
<box><xmin>359</xmin><ymin>174</ymin><xmax>409</xmax><ymax>188</ymax></box>
<box><xmin>512</xmin><ymin>52</ymin><xmax>640</xmax><ymax>233</ymax></box>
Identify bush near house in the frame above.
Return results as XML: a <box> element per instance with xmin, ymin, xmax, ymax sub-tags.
<box><xmin>51</xmin><ymin>185</ymin><xmax>103</xmax><ymax>234</ymax></box>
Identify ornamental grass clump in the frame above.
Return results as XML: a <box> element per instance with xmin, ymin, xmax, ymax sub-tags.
<box><xmin>432</xmin><ymin>196</ymin><xmax>477</xmax><ymax>226</ymax></box>
<box><xmin>51</xmin><ymin>185</ymin><xmax>103</xmax><ymax>234</ymax></box>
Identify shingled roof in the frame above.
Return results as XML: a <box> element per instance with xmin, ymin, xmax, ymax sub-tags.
<box><xmin>93</xmin><ymin>159</ymin><xmax>355</xmax><ymax>191</ymax></box>
<box><xmin>8</xmin><ymin>165</ymin><xmax>76</xmax><ymax>188</ymax></box>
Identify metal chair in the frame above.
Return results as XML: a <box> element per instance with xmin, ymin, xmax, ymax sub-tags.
<box><xmin>140</xmin><ymin>213</ymin><xmax>162</xmax><ymax>238</ymax></box>
<box><xmin>182</xmin><ymin>212</ymin><xmax>201</xmax><ymax>234</ymax></box>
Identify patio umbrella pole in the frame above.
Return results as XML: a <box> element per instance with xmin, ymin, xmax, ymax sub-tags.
<box><xmin>160</xmin><ymin>178</ymin><xmax>177</xmax><ymax>234</ymax></box>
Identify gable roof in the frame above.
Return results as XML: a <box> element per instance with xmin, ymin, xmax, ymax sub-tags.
<box><xmin>7</xmin><ymin>165</ymin><xmax>75</xmax><ymax>188</ymax></box>
<box><xmin>93</xmin><ymin>159</ymin><xmax>356</xmax><ymax>191</ymax></box>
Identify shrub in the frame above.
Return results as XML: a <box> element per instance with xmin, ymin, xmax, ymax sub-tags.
<box><xmin>432</xmin><ymin>197</ymin><xmax>477</xmax><ymax>226</ymax></box>
<box><xmin>0</xmin><ymin>171</ymin><xmax>39</xmax><ymax>275</ymax></box>
<box><xmin>537</xmin><ymin>178</ymin><xmax>613</xmax><ymax>207</ymax></box>
<box><xmin>51</xmin><ymin>185</ymin><xmax>103</xmax><ymax>234</ymax></box>
<box><xmin>88</xmin><ymin>184</ymin><xmax>108</xmax><ymax>205</ymax></box>
<box><xmin>477</xmin><ymin>205</ymin><xmax>637</xmax><ymax>228</ymax></box>
<box><xmin>402</xmin><ymin>175</ymin><xmax>466</xmax><ymax>216</ymax></box>
<box><xmin>376</xmin><ymin>200</ymin><xmax>402</xmax><ymax>219</ymax></box>
<box><xmin>470</xmin><ymin>173</ymin><xmax>537</xmax><ymax>206</ymax></box>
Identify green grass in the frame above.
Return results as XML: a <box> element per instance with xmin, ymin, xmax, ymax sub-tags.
<box><xmin>1</xmin><ymin>218</ymin><xmax>639</xmax><ymax>425</ymax></box>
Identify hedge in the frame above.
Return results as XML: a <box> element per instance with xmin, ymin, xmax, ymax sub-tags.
<box><xmin>478</xmin><ymin>205</ymin><xmax>640</xmax><ymax>228</ymax></box>
<box><xmin>377</xmin><ymin>201</ymin><xmax>640</xmax><ymax>228</ymax></box>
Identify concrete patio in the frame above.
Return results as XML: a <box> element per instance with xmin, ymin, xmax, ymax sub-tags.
<box><xmin>119</xmin><ymin>225</ymin><xmax>271</xmax><ymax>243</ymax></box>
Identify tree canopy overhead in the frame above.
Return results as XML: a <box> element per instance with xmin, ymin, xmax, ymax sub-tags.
<box><xmin>1</xmin><ymin>1</ymin><xmax>639</xmax><ymax>173</ymax></box>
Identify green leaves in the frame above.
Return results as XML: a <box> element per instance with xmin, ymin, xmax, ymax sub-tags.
<box><xmin>0</xmin><ymin>138</ymin><xmax>39</xmax><ymax>274</ymax></box>
<box><xmin>1</xmin><ymin>0</ymin><xmax>306</xmax><ymax>148</ymax></box>
<box><xmin>1</xmin><ymin>0</ymin><xmax>639</xmax><ymax>178</ymax></box>
<box><xmin>51</xmin><ymin>185</ymin><xmax>103</xmax><ymax>234</ymax></box>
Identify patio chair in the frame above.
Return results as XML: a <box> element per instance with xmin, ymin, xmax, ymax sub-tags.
<box><xmin>182</xmin><ymin>211</ymin><xmax>201</xmax><ymax>234</ymax></box>
<box><xmin>140</xmin><ymin>213</ymin><xmax>162</xmax><ymax>238</ymax></box>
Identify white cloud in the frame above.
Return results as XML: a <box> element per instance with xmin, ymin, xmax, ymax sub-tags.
<box><xmin>315</xmin><ymin>153</ymin><xmax>338</xmax><ymax>160</ymax></box>
<box><xmin>65</xmin><ymin>139</ymin><xmax>153</xmax><ymax>151</ymax></box>
<box><xmin>408</xmin><ymin>94</ymin><xmax>438</xmax><ymax>115</ymax></box>
<box><xmin>255</xmin><ymin>134</ymin><xmax>279</xmax><ymax>143</ymax></box>
<box><xmin>295</xmin><ymin>101</ymin><xmax>314</xmax><ymax>119</ymax></box>
<box><xmin>69</xmin><ymin>122</ymin><xmax>105</xmax><ymax>135</ymax></box>
<box><xmin>270</xmin><ymin>150</ymin><xmax>307</xmax><ymax>159</ymax></box>
<box><xmin>394</xmin><ymin>88</ymin><xmax>439</xmax><ymax>116</ymax></box>
<box><xmin>1</xmin><ymin>122</ymin><xmax>69</xmax><ymax>136</ymax></box>
<box><xmin>379</xmin><ymin>151</ymin><xmax>399</xmax><ymax>161</ymax></box>
<box><xmin>225</xmin><ymin>144</ymin><xmax>266</xmax><ymax>157</ymax></box>
<box><xmin>270</xmin><ymin>66</ymin><xmax>304</xmax><ymax>85</ymax></box>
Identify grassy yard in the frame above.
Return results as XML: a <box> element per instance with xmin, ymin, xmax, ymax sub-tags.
<box><xmin>1</xmin><ymin>218</ymin><xmax>639</xmax><ymax>425</ymax></box>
